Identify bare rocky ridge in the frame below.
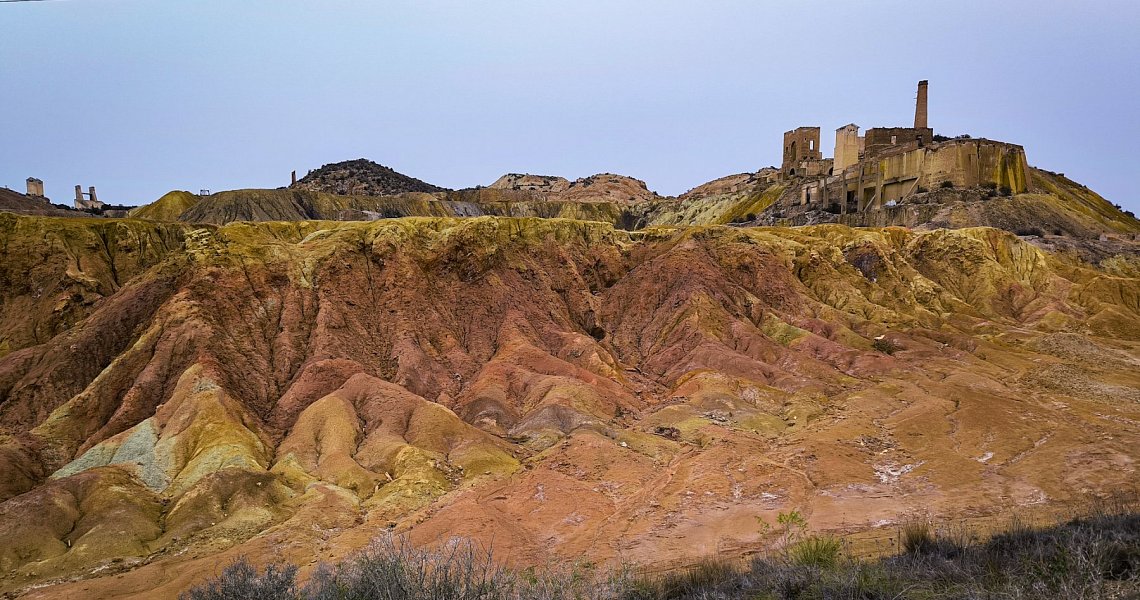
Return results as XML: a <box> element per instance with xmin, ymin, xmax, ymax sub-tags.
<box><xmin>290</xmin><ymin>158</ymin><xmax>447</xmax><ymax>196</ymax></box>
<box><xmin>486</xmin><ymin>172</ymin><xmax>660</xmax><ymax>205</ymax></box>
<box><xmin>488</xmin><ymin>173</ymin><xmax>571</xmax><ymax>193</ymax></box>
<box><xmin>0</xmin><ymin>187</ymin><xmax>95</xmax><ymax>218</ymax></box>
<box><xmin>101</xmin><ymin>148</ymin><xmax>1139</xmax><ymax>261</ymax></box>
<box><xmin>678</xmin><ymin>168</ymin><xmax>778</xmax><ymax>201</ymax></box>
<box><xmin>128</xmin><ymin>161</ymin><xmax>1140</xmax><ymax>253</ymax></box>
<box><xmin>558</xmin><ymin>173</ymin><xmax>660</xmax><ymax>205</ymax></box>
<box><xmin>1</xmin><ymin>214</ymin><xmax>1138</xmax><ymax>598</ymax></box>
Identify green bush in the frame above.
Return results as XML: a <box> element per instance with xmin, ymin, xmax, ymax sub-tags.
<box><xmin>872</xmin><ymin>337</ymin><xmax>901</xmax><ymax>355</ymax></box>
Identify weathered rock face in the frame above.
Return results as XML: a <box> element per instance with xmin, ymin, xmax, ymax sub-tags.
<box><xmin>1</xmin><ymin>214</ymin><xmax>1139</xmax><ymax>598</ymax></box>
<box><xmin>678</xmin><ymin>169</ymin><xmax>777</xmax><ymax>202</ymax></box>
<box><xmin>291</xmin><ymin>159</ymin><xmax>447</xmax><ymax>196</ymax></box>
<box><xmin>488</xmin><ymin>173</ymin><xmax>571</xmax><ymax>194</ymax></box>
<box><xmin>485</xmin><ymin>173</ymin><xmax>659</xmax><ymax>205</ymax></box>
<box><xmin>559</xmin><ymin>173</ymin><xmax>660</xmax><ymax>205</ymax></box>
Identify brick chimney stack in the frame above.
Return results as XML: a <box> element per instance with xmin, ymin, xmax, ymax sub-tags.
<box><xmin>914</xmin><ymin>80</ymin><xmax>929</xmax><ymax>129</ymax></box>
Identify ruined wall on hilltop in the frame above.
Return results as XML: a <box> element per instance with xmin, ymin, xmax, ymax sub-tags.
<box><xmin>916</xmin><ymin>139</ymin><xmax>1029</xmax><ymax>192</ymax></box>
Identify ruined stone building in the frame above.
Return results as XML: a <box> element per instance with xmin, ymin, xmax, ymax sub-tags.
<box><xmin>781</xmin><ymin>127</ymin><xmax>829</xmax><ymax>178</ymax></box>
<box><xmin>74</xmin><ymin>185</ymin><xmax>104</xmax><ymax>210</ymax></box>
<box><xmin>25</xmin><ymin>177</ymin><xmax>47</xmax><ymax>202</ymax></box>
<box><xmin>781</xmin><ymin>80</ymin><xmax>1029</xmax><ymax>214</ymax></box>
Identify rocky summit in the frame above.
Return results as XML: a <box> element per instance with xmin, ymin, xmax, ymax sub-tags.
<box><xmin>290</xmin><ymin>159</ymin><xmax>447</xmax><ymax>196</ymax></box>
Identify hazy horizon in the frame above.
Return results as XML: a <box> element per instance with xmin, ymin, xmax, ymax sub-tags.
<box><xmin>2</xmin><ymin>1</ymin><xmax>1137</xmax><ymax>212</ymax></box>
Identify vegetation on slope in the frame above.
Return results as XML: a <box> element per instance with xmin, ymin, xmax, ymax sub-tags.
<box><xmin>182</xmin><ymin>505</ymin><xmax>1140</xmax><ymax>599</ymax></box>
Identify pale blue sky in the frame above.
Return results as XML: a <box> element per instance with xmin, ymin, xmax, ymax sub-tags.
<box><xmin>2</xmin><ymin>1</ymin><xmax>1137</xmax><ymax>212</ymax></box>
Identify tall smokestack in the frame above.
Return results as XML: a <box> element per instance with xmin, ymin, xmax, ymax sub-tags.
<box><xmin>914</xmin><ymin>80</ymin><xmax>929</xmax><ymax>129</ymax></box>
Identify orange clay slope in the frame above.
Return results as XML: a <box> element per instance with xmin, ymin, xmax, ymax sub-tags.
<box><xmin>0</xmin><ymin>214</ymin><xmax>1138</xmax><ymax>598</ymax></box>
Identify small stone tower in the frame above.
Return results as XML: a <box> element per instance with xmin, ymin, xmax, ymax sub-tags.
<box><xmin>26</xmin><ymin>177</ymin><xmax>44</xmax><ymax>198</ymax></box>
<box><xmin>914</xmin><ymin>80</ymin><xmax>929</xmax><ymax>130</ymax></box>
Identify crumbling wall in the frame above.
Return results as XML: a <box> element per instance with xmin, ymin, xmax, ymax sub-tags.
<box><xmin>781</xmin><ymin>127</ymin><xmax>822</xmax><ymax>176</ymax></box>
<box><xmin>864</xmin><ymin>127</ymin><xmax>933</xmax><ymax>157</ymax></box>
<box><xmin>917</xmin><ymin>140</ymin><xmax>1028</xmax><ymax>192</ymax></box>
<box><xmin>834</xmin><ymin>125</ymin><xmax>862</xmax><ymax>173</ymax></box>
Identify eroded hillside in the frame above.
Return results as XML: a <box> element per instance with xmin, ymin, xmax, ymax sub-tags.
<box><xmin>127</xmin><ymin>163</ymin><xmax>1140</xmax><ymax>255</ymax></box>
<box><xmin>1</xmin><ymin>215</ymin><xmax>1138</xmax><ymax>599</ymax></box>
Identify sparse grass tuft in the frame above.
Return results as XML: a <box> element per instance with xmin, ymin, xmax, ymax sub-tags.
<box><xmin>625</xmin><ymin>558</ymin><xmax>743</xmax><ymax>600</ymax></box>
<box><xmin>789</xmin><ymin>535</ymin><xmax>843</xmax><ymax>568</ymax></box>
<box><xmin>902</xmin><ymin>520</ymin><xmax>934</xmax><ymax>554</ymax></box>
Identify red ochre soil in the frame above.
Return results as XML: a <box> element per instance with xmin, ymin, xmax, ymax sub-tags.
<box><xmin>0</xmin><ymin>213</ymin><xmax>1138</xmax><ymax>598</ymax></box>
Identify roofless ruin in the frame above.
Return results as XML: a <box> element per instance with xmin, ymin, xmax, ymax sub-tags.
<box><xmin>777</xmin><ymin>80</ymin><xmax>1029</xmax><ymax>215</ymax></box>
